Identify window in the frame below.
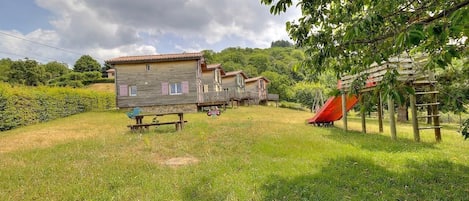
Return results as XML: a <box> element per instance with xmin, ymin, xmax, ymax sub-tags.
<box><xmin>129</xmin><ymin>85</ymin><xmax>137</xmax><ymax>96</ymax></box>
<box><xmin>170</xmin><ymin>83</ymin><xmax>182</xmax><ymax>95</ymax></box>
<box><xmin>146</xmin><ymin>64</ymin><xmax>151</xmax><ymax>71</ymax></box>
<box><xmin>118</xmin><ymin>84</ymin><xmax>136</xmax><ymax>96</ymax></box>
<box><xmin>203</xmin><ymin>85</ymin><xmax>209</xmax><ymax>93</ymax></box>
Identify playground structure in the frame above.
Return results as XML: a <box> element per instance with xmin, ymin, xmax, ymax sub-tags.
<box><xmin>308</xmin><ymin>55</ymin><xmax>442</xmax><ymax>142</ymax></box>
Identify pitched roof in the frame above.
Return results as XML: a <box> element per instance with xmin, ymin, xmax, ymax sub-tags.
<box><xmin>106</xmin><ymin>52</ymin><xmax>204</xmax><ymax>64</ymax></box>
<box><xmin>203</xmin><ymin>63</ymin><xmax>226</xmax><ymax>75</ymax></box>
<box><xmin>222</xmin><ymin>70</ymin><xmax>248</xmax><ymax>79</ymax></box>
<box><xmin>246</xmin><ymin>76</ymin><xmax>270</xmax><ymax>83</ymax></box>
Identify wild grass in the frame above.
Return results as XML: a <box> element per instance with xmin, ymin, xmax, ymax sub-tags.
<box><xmin>0</xmin><ymin>106</ymin><xmax>468</xmax><ymax>200</ymax></box>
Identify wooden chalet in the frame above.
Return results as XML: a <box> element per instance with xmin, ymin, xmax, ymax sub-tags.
<box><xmin>199</xmin><ymin>63</ymin><xmax>229</xmax><ymax>108</ymax></box>
<box><xmin>106</xmin><ymin>52</ymin><xmax>226</xmax><ymax>113</ymax></box>
<box><xmin>245</xmin><ymin>76</ymin><xmax>269</xmax><ymax>105</ymax></box>
<box><xmin>222</xmin><ymin>70</ymin><xmax>251</xmax><ymax>105</ymax></box>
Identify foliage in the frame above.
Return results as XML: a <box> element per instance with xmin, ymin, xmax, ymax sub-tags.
<box><xmin>271</xmin><ymin>40</ymin><xmax>293</xmax><ymax>47</ymax></box>
<box><xmin>0</xmin><ymin>58</ymin><xmax>12</xmax><ymax>82</ymax></box>
<box><xmin>462</xmin><ymin>119</ymin><xmax>469</xmax><ymax>140</ymax></box>
<box><xmin>43</xmin><ymin>61</ymin><xmax>71</xmax><ymax>80</ymax></box>
<box><xmin>437</xmin><ymin>58</ymin><xmax>469</xmax><ymax>113</ymax></box>
<box><xmin>262</xmin><ymin>0</ymin><xmax>468</xmax><ymax>91</ymax></box>
<box><xmin>73</xmin><ymin>55</ymin><xmax>101</xmax><ymax>72</ymax></box>
<box><xmin>7</xmin><ymin>58</ymin><xmax>48</xmax><ymax>86</ymax></box>
<box><xmin>0</xmin><ymin>82</ymin><xmax>115</xmax><ymax>131</ymax></box>
<box><xmin>292</xmin><ymin>81</ymin><xmax>328</xmax><ymax>111</ymax></box>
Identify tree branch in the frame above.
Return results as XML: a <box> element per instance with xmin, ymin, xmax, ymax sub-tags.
<box><xmin>343</xmin><ymin>0</ymin><xmax>469</xmax><ymax>46</ymax></box>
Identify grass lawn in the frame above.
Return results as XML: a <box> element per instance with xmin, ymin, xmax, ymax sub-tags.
<box><xmin>0</xmin><ymin>106</ymin><xmax>468</xmax><ymax>200</ymax></box>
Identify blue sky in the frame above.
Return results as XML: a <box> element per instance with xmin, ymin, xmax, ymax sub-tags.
<box><xmin>0</xmin><ymin>0</ymin><xmax>300</xmax><ymax>66</ymax></box>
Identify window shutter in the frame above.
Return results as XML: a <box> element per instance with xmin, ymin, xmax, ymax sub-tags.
<box><xmin>182</xmin><ymin>81</ymin><xmax>189</xmax><ymax>93</ymax></box>
<box><xmin>161</xmin><ymin>82</ymin><xmax>169</xmax><ymax>95</ymax></box>
<box><xmin>119</xmin><ymin>85</ymin><xmax>128</xmax><ymax>96</ymax></box>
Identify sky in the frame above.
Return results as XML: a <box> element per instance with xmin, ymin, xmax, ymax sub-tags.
<box><xmin>0</xmin><ymin>0</ymin><xmax>301</xmax><ymax>67</ymax></box>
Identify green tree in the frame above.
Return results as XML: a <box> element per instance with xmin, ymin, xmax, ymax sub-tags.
<box><xmin>271</xmin><ymin>40</ymin><xmax>293</xmax><ymax>47</ymax></box>
<box><xmin>8</xmin><ymin>58</ymin><xmax>47</xmax><ymax>86</ymax></box>
<box><xmin>73</xmin><ymin>55</ymin><xmax>101</xmax><ymax>72</ymax></box>
<box><xmin>262</xmin><ymin>71</ymin><xmax>293</xmax><ymax>101</ymax></box>
<box><xmin>43</xmin><ymin>61</ymin><xmax>71</xmax><ymax>80</ymax></box>
<box><xmin>262</xmin><ymin>0</ymin><xmax>468</xmax><ymax>78</ymax></box>
<box><xmin>0</xmin><ymin>58</ymin><xmax>12</xmax><ymax>82</ymax></box>
<box><xmin>437</xmin><ymin>58</ymin><xmax>469</xmax><ymax>114</ymax></box>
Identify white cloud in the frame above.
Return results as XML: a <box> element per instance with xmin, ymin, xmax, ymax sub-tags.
<box><xmin>1</xmin><ymin>0</ymin><xmax>301</xmax><ymax>64</ymax></box>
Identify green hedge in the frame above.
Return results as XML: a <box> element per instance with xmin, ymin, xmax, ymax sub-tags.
<box><xmin>0</xmin><ymin>82</ymin><xmax>115</xmax><ymax>131</ymax></box>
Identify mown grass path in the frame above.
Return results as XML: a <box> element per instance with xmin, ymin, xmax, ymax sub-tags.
<box><xmin>1</xmin><ymin>106</ymin><xmax>468</xmax><ymax>200</ymax></box>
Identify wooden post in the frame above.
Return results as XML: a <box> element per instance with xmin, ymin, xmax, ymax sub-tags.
<box><xmin>342</xmin><ymin>91</ymin><xmax>348</xmax><ymax>132</ymax></box>
<box><xmin>360</xmin><ymin>94</ymin><xmax>366</xmax><ymax>133</ymax></box>
<box><xmin>431</xmin><ymin>85</ymin><xmax>442</xmax><ymax>142</ymax></box>
<box><xmin>410</xmin><ymin>92</ymin><xmax>420</xmax><ymax>142</ymax></box>
<box><xmin>388</xmin><ymin>97</ymin><xmax>397</xmax><ymax>140</ymax></box>
<box><xmin>377</xmin><ymin>93</ymin><xmax>384</xmax><ymax>133</ymax></box>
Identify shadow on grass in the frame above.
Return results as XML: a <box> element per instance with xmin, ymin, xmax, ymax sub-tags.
<box><xmin>323</xmin><ymin>127</ymin><xmax>437</xmax><ymax>152</ymax></box>
<box><xmin>262</xmin><ymin>156</ymin><xmax>469</xmax><ymax>200</ymax></box>
<box><xmin>181</xmin><ymin>174</ymin><xmax>232</xmax><ymax>201</ymax></box>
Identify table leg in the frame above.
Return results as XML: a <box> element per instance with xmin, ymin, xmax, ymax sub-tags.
<box><xmin>179</xmin><ymin>113</ymin><xmax>184</xmax><ymax>130</ymax></box>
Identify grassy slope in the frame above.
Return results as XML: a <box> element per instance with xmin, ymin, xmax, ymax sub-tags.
<box><xmin>86</xmin><ymin>83</ymin><xmax>115</xmax><ymax>93</ymax></box>
<box><xmin>0</xmin><ymin>106</ymin><xmax>468</xmax><ymax>200</ymax></box>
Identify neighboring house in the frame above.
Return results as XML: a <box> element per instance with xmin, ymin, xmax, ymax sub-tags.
<box><xmin>106</xmin><ymin>68</ymin><xmax>115</xmax><ymax>79</ymax></box>
<box><xmin>106</xmin><ymin>52</ymin><xmax>209</xmax><ymax>113</ymax></box>
<box><xmin>245</xmin><ymin>76</ymin><xmax>270</xmax><ymax>105</ymax></box>
<box><xmin>222</xmin><ymin>70</ymin><xmax>250</xmax><ymax>104</ymax></box>
<box><xmin>199</xmin><ymin>63</ymin><xmax>228</xmax><ymax>107</ymax></box>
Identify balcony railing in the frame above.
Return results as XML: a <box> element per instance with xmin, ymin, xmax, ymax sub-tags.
<box><xmin>200</xmin><ymin>91</ymin><xmax>229</xmax><ymax>103</ymax></box>
<box><xmin>267</xmin><ymin>94</ymin><xmax>279</xmax><ymax>101</ymax></box>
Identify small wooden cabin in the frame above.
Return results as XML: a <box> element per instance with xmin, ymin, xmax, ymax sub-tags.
<box><xmin>199</xmin><ymin>63</ymin><xmax>228</xmax><ymax>108</ymax></box>
<box><xmin>245</xmin><ymin>76</ymin><xmax>270</xmax><ymax>104</ymax></box>
<box><xmin>106</xmin><ymin>52</ymin><xmax>207</xmax><ymax>113</ymax></box>
<box><xmin>222</xmin><ymin>70</ymin><xmax>250</xmax><ymax>104</ymax></box>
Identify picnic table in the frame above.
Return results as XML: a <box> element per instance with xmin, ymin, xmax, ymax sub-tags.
<box><xmin>127</xmin><ymin>112</ymin><xmax>187</xmax><ymax>132</ymax></box>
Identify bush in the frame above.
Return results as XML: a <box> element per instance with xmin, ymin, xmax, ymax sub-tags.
<box><xmin>0</xmin><ymin>82</ymin><xmax>115</xmax><ymax>131</ymax></box>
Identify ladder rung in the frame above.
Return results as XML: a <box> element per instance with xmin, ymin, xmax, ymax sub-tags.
<box><xmin>418</xmin><ymin>126</ymin><xmax>442</xmax><ymax>130</ymax></box>
<box><xmin>413</xmin><ymin>80</ymin><xmax>437</xmax><ymax>84</ymax></box>
<box><xmin>415</xmin><ymin>91</ymin><xmax>439</xmax><ymax>95</ymax></box>
<box><xmin>415</xmin><ymin>102</ymin><xmax>440</xmax><ymax>107</ymax></box>
<box><xmin>417</xmin><ymin>114</ymin><xmax>441</xmax><ymax>118</ymax></box>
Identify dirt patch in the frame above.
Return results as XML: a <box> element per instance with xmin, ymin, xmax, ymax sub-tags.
<box><xmin>161</xmin><ymin>156</ymin><xmax>199</xmax><ymax>167</ymax></box>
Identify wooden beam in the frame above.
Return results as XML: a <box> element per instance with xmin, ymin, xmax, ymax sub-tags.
<box><xmin>388</xmin><ymin>98</ymin><xmax>397</xmax><ymax>140</ymax></box>
<box><xmin>360</xmin><ymin>94</ymin><xmax>366</xmax><ymax>133</ymax></box>
<box><xmin>410</xmin><ymin>92</ymin><xmax>420</xmax><ymax>142</ymax></box>
<box><xmin>431</xmin><ymin>85</ymin><xmax>442</xmax><ymax>142</ymax></box>
<box><xmin>377</xmin><ymin>93</ymin><xmax>384</xmax><ymax>133</ymax></box>
<box><xmin>342</xmin><ymin>91</ymin><xmax>348</xmax><ymax>132</ymax></box>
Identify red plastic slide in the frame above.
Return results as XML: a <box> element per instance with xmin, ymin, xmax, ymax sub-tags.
<box><xmin>307</xmin><ymin>95</ymin><xmax>359</xmax><ymax>124</ymax></box>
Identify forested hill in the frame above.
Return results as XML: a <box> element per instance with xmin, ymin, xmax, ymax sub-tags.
<box><xmin>202</xmin><ymin>46</ymin><xmax>336</xmax><ymax>103</ymax></box>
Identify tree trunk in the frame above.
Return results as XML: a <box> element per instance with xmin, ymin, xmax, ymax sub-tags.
<box><xmin>397</xmin><ymin>104</ymin><xmax>408</xmax><ymax>122</ymax></box>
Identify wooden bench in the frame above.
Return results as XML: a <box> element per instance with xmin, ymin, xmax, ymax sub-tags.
<box><xmin>127</xmin><ymin>120</ymin><xmax>188</xmax><ymax>132</ymax></box>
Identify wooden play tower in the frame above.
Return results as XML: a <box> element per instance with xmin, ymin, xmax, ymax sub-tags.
<box><xmin>339</xmin><ymin>55</ymin><xmax>442</xmax><ymax>142</ymax></box>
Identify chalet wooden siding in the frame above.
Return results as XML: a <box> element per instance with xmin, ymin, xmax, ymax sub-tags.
<box><xmin>246</xmin><ymin>77</ymin><xmax>269</xmax><ymax>104</ymax></box>
<box><xmin>202</xmin><ymin>70</ymin><xmax>222</xmax><ymax>92</ymax></box>
<box><xmin>115</xmin><ymin>60</ymin><xmax>199</xmax><ymax>108</ymax></box>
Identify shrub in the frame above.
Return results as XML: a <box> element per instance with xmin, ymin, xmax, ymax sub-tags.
<box><xmin>0</xmin><ymin>82</ymin><xmax>115</xmax><ymax>131</ymax></box>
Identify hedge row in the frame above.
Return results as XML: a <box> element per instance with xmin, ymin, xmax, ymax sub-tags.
<box><xmin>0</xmin><ymin>82</ymin><xmax>115</xmax><ymax>131</ymax></box>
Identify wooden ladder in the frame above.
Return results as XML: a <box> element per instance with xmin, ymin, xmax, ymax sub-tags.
<box><xmin>413</xmin><ymin>83</ymin><xmax>442</xmax><ymax>141</ymax></box>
